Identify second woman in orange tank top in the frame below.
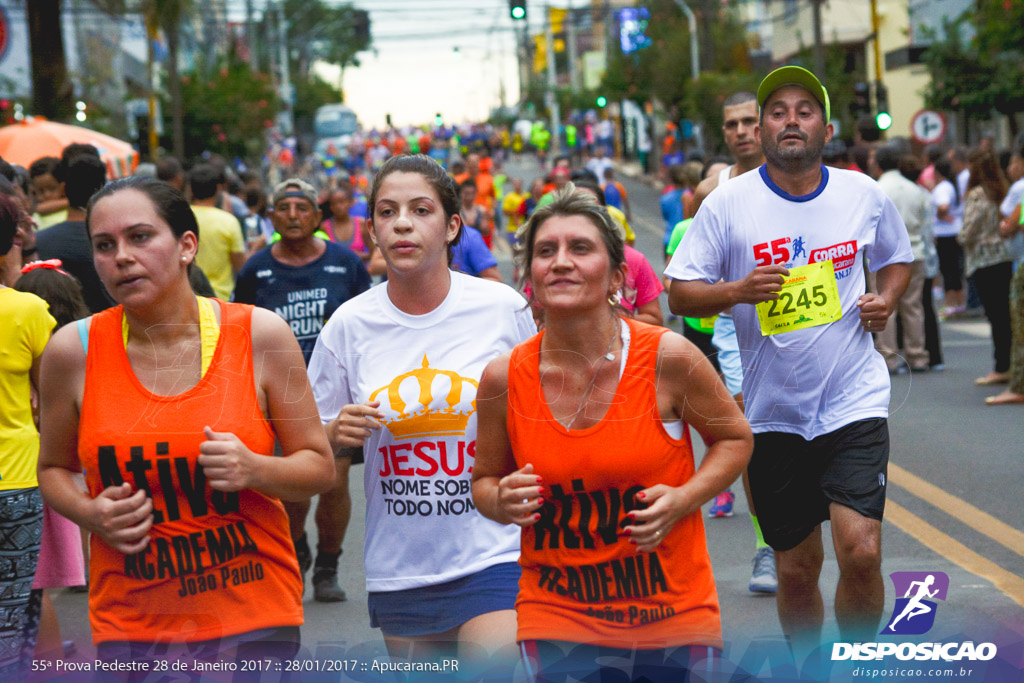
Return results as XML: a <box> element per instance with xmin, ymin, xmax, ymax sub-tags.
<box><xmin>472</xmin><ymin>185</ymin><xmax>753</xmax><ymax>681</ymax></box>
<box><xmin>37</xmin><ymin>177</ymin><xmax>335</xmax><ymax>673</ymax></box>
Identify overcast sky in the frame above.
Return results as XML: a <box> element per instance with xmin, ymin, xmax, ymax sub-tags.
<box><xmin>231</xmin><ymin>1</ymin><xmax>586</xmax><ymax>129</ymax></box>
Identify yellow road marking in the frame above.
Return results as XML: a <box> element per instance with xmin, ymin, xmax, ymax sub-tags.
<box><xmin>889</xmin><ymin>463</ymin><xmax>1024</xmax><ymax>560</ymax></box>
<box><xmin>886</xmin><ymin>502</ymin><xmax>1024</xmax><ymax>609</ymax></box>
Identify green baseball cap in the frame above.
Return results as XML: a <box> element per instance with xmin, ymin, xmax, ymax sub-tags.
<box><xmin>757</xmin><ymin>65</ymin><xmax>831</xmax><ymax>122</ymax></box>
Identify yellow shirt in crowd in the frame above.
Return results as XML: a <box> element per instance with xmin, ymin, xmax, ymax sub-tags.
<box><xmin>192</xmin><ymin>205</ymin><xmax>245</xmax><ymax>300</ymax></box>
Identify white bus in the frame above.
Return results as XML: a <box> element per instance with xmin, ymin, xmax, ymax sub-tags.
<box><xmin>313</xmin><ymin>104</ymin><xmax>359</xmax><ymax>157</ymax></box>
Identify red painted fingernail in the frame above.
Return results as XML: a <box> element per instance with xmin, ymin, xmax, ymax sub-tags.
<box><xmin>638</xmin><ymin>492</ymin><xmax>646</xmax><ymax>500</ymax></box>
<box><xmin>628</xmin><ymin>513</ymin><xmax>636</xmax><ymax>521</ymax></box>
<box><xmin>623</xmin><ymin>528</ymin><xmax>632</xmax><ymax>536</ymax></box>
<box><xmin>629</xmin><ymin>539</ymin><xmax>637</xmax><ymax>545</ymax></box>
<box><xmin>536</xmin><ymin>497</ymin><xmax>544</xmax><ymax>505</ymax></box>
<box><xmin>533</xmin><ymin>513</ymin><xmax>541</xmax><ymax>521</ymax></box>
<box><xmin>538</xmin><ymin>486</ymin><xmax>545</xmax><ymax>495</ymax></box>
<box><xmin>535</xmin><ymin>477</ymin><xmax>543</xmax><ymax>483</ymax></box>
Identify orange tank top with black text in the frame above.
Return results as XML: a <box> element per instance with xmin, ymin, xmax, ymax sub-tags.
<box><xmin>79</xmin><ymin>301</ymin><xmax>302</xmax><ymax>644</ymax></box>
<box><xmin>507</xmin><ymin>318</ymin><xmax>722</xmax><ymax>649</ymax></box>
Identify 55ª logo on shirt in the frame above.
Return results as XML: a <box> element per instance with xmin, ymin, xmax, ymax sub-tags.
<box><xmin>753</xmin><ymin>238</ymin><xmax>792</xmax><ymax>266</ymax></box>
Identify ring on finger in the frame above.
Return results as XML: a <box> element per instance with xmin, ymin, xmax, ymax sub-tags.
<box><xmin>654</xmin><ymin>529</ymin><xmax>662</xmax><ymax>538</ymax></box>
<box><xmin>523</xmin><ymin>498</ymin><xmax>530</xmax><ymax>504</ymax></box>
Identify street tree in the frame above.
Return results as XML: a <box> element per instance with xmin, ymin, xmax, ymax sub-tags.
<box><xmin>923</xmin><ymin>1</ymin><xmax>1024</xmax><ymax>139</ymax></box>
<box><xmin>284</xmin><ymin>0</ymin><xmax>370</xmax><ymax>82</ymax></box>
<box><xmin>179</xmin><ymin>55</ymin><xmax>278</xmax><ymax>161</ymax></box>
<box><xmin>599</xmin><ymin>1</ymin><xmax>749</xmax><ymax>108</ymax></box>
<box><xmin>26</xmin><ymin>0</ymin><xmax>74</xmax><ymax>122</ymax></box>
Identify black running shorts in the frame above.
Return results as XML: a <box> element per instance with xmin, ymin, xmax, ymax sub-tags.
<box><xmin>748</xmin><ymin>418</ymin><xmax>889</xmax><ymax>551</ymax></box>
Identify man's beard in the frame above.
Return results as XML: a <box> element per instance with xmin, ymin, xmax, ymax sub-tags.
<box><xmin>762</xmin><ymin>127</ymin><xmax>826</xmax><ymax>173</ymax></box>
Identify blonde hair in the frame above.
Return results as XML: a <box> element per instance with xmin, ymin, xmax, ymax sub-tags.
<box><xmin>515</xmin><ymin>183</ymin><xmax>626</xmax><ymax>291</ymax></box>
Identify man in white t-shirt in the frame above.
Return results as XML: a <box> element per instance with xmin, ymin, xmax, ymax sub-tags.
<box><xmin>665</xmin><ymin>66</ymin><xmax>912</xmax><ymax>655</ymax></box>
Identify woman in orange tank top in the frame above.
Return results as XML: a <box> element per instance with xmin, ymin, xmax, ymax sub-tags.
<box><xmin>472</xmin><ymin>185</ymin><xmax>753</xmax><ymax>681</ymax></box>
<box><xmin>37</xmin><ymin>177</ymin><xmax>335</xmax><ymax>674</ymax></box>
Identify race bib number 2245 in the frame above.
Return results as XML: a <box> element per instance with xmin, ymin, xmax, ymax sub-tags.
<box><xmin>755</xmin><ymin>261</ymin><xmax>841</xmax><ymax>336</ymax></box>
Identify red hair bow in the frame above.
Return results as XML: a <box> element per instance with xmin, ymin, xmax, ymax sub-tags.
<box><xmin>21</xmin><ymin>259</ymin><xmax>71</xmax><ymax>277</ymax></box>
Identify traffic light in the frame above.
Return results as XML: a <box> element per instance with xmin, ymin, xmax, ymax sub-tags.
<box><xmin>850</xmin><ymin>82</ymin><xmax>870</xmax><ymax>118</ymax></box>
<box><xmin>509</xmin><ymin>0</ymin><xmax>526</xmax><ymax>21</ymax></box>
<box><xmin>875</xmin><ymin>83</ymin><xmax>892</xmax><ymax>131</ymax></box>
<box><xmin>75</xmin><ymin>100</ymin><xmax>87</xmax><ymax>122</ymax></box>
<box><xmin>352</xmin><ymin>10</ymin><xmax>370</xmax><ymax>43</ymax></box>
<box><xmin>434</xmin><ymin>112</ymin><xmax>443</xmax><ymax>127</ymax></box>
<box><xmin>596</xmin><ymin>95</ymin><xmax>607</xmax><ymax>108</ymax></box>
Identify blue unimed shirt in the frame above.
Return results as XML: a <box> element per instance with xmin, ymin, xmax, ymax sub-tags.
<box><xmin>233</xmin><ymin>241</ymin><xmax>371</xmax><ymax>363</ymax></box>
<box><xmin>450</xmin><ymin>225</ymin><xmax>497</xmax><ymax>277</ymax></box>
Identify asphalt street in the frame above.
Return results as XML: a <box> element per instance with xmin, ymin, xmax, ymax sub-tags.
<box><xmin>45</xmin><ymin>157</ymin><xmax>1024</xmax><ymax>682</ymax></box>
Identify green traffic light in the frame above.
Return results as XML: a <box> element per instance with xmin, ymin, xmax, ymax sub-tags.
<box><xmin>596</xmin><ymin>96</ymin><xmax>607</xmax><ymax>108</ymax></box>
<box><xmin>876</xmin><ymin>112</ymin><xmax>892</xmax><ymax>131</ymax></box>
<box><xmin>511</xmin><ymin>7</ymin><xmax>525</xmax><ymax>19</ymax></box>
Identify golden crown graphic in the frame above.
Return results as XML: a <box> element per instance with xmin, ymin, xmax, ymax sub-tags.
<box><xmin>369</xmin><ymin>355</ymin><xmax>479</xmax><ymax>440</ymax></box>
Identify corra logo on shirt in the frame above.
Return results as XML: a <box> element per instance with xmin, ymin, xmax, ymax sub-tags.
<box><xmin>323</xmin><ymin>265</ymin><xmax>348</xmax><ymax>274</ymax></box>
<box><xmin>809</xmin><ymin>240</ymin><xmax>857</xmax><ymax>273</ymax></box>
<box><xmin>256</xmin><ymin>269</ymin><xmax>273</xmax><ymax>278</ymax></box>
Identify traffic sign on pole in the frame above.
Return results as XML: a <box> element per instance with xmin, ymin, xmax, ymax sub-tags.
<box><xmin>911</xmin><ymin>110</ymin><xmax>946</xmax><ymax>145</ymax></box>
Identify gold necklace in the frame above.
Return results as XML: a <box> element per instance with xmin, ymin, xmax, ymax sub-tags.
<box><xmin>563</xmin><ymin>320</ymin><xmax>619</xmax><ymax>430</ymax></box>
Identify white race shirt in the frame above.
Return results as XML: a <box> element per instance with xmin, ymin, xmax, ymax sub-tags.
<box><xmin>931</xmin><ymin>180</ymin><xmax>963</xmax><ymax>238</ymax></box>
<box><xmin>308</xmin><ymin>272</ymin><xmax>536</xmax><ymax>592</ymax></box>
<box><xmin>1000</xmin><ymin>178</ymin><xmax>1024</xmax><ymax>218</ymax></box>
<box><xmin>666</xmin><ymin>165</ymin><xmax>912</xmax><ymax>439</ymax></box>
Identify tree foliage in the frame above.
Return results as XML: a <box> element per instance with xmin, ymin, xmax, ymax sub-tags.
<box><xmin>683</xmin><ymin>71</ymin><xmax>761</xmax><ymax>154</ymax></box>
<box><xmin>292</xmin><ymin>74</ymin><xmax>344</xmax><ymax>140</ymax></box>
<box><xmin>595</xmin><ymin>0</ymin><xmax>753</xmax><ymax>150</ymax></box>
<box><xmin>284</xmin><ymin>0</ymin><xmax>370</xmax><ymax>81</ymax></box>
<box><xmin>177</xmin><ymin>56</ymin><xmax>278</xmax><ymax>161</ymax></box>
<box><xmin>923</xmin><ymin>1</ymin><xmax>1024</xmax><ymax>137</ymax></box>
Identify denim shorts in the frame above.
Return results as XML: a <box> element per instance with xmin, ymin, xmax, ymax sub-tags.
<box><xmin>368</xmin><ymin>561</ymin><xmax>520</xmax><ymax>637</ymax></box>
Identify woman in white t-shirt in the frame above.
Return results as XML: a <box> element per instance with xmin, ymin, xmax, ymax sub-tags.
<box><xmin>931</xmin><ymin>158</ymin><xmax>966</xmax><ymax>314</ymax></box>
<box><xmin>307</xmin><ymin>155</ymin><xmax>535</xmax><ymax>667</ymax></box>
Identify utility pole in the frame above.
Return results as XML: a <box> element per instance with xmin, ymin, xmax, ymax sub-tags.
<box><xmin>545</xmin><ymin>4</ymin><xmax>561</xmax><ymax>157</ymax></box>
<box><xmin>515</xmin><ymin>19</ymin><xmax>528</xmax><ymax>105</ymax></box>
<box><xmin>671</xmin><ymin>0</ymin><xmax>699</xmax><ymax>79</ymax></box>
<box><xmin>870</xmin><ymin>0</ymin><xmax>883</xmax><ymax>81</ymax></box>
<box><xmin>811</xmin><ymin>0</ymin><xmax>825</xmax><ymax>77</ymax></box>
<box><xmin>277</xmin><ymin>2</ymin><xmax>294</xmax><ymax>136</ymax></box>
<box><xmin>147</xmin><ymin>20</ymin><xmax>159</xmax><ymax>160</ymax></box>
<box><xmin>246</xmin><ymin>0</ymin><xmax>257</xmax><ymax>71</ymax></box>
<box><xmin>566</xmin><ymin>0</ymin><xmax>580</xmax><ymax>92</ymax></box>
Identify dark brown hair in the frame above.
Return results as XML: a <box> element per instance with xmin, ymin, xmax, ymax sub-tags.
<box><xmin>0</xmin><ymin>192</ymin><xmax>21</xmax><ymax>256</ymax></box>
<box><xmin>14</xmin><ymin>267</ymin><xmax>90</xmax><ymax>329</ymax></box>
<box><xmin>966</xmin><ymin>148</ymin><xmax>1008</xmax><ymax>204</ymax></box>
<box><xmin>367</xmin><ymin>154</ymin><xmax>461</xmax><ymax>265</ymax></box>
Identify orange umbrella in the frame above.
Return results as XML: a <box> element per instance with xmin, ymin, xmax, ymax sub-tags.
<box><xmin>0</xmin><ymin>116</ymin><xmax>139</xmax><ymax>178</ymax></box>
